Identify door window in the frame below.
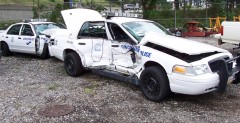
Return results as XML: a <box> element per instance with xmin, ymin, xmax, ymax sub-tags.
<box><xmin>7</xmin><ymin>24</ymin><xmax>22</xmax><ymax>35</ymax></box>
<box><xmin>21</xmin><ymin>24</ymin><xmax>34</xmax><ymax>36</ymax></box>
<box><xmin>107</xmin><ymin>23</ymin><xmax>135</xmax><ymax>44</ymax></box>
<box><xmin>78</xmin><ymin>22</ymin><xmax>107</xmax><ymax>39</ymax></box>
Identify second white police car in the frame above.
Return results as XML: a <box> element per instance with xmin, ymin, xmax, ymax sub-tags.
<box><xmin>0</xmin><ymin>20</ymin><xmax>65</xmax><ymax>59</ymax></box>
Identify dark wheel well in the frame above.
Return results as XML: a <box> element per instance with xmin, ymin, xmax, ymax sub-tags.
<box><xmin>144</xmin><ymin>61</ymin><xmax>169</xmax><ymax>85</ymax></box>
<box><xmin>64</xmin><ymin>49</ymin><xmax>77</xmax><ymax>57</ymax></box>
<box><xmin>1</xmin><ymin>41</ymin><xmax>5</xmax><ymax>45</ymax></box>
<box><xmin>0</xmin><ymin>41</ymin><xmax>3</xmax><ymax>49</ymax></box>
<box><xmin>144</xmin><ymin>61</ymin><xmax>166</xmax><ymax>73</ymax></box>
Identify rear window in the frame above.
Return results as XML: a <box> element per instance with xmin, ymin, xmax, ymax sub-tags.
<box><xmin>7</xmin><ymin>24</ymin><xmax>22</xmax><ymax>35</ymax></box>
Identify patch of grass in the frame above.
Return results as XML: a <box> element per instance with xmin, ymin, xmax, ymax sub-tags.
<box><xmin>84</xmin><ymin>87</ymin><xmax>95</xmax><ymax>94</ymax></box>
<box><xmin>83</xmin><ymin>81</ymin><xmax>98</xmax><ymax>94</ymax></box>
<box><xmin>47</xmin><ymin>83</ymin><xmax>60</xmax><ymax>90</ymax></box>
<box><xmin>14</xmin><ymin>101</ymin><xmax>22</xmax><ymax>109</ymax></box>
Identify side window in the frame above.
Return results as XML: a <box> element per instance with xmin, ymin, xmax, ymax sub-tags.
<box><xmin>21</xmin><ymin>24</ymin><xmax>34</xmax><ymax>36</ymax></box>
<box><xmin>78</xmin><ymin>22</ymin><xmax>90</xmax><ymax>37</ymax></box>
<box><xmin>78</xmin><ymin>22</ymin><xmax>107</xmax><ymax>39</ymax></box>
<box><xmin>7</xmin><ymin>24</ymin><xmax>22</xmax><ymax>35</ymax></box>
<box><xmin>107</xmin><ymin>23</ymin><xmax>135</xmax><ymax>44</ymax></box>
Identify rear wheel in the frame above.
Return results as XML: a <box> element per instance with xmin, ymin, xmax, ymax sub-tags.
<box><xmin>140</xmin><ymin>66</ymin><xmax>171</xmax><ymax>102</ymax></box>
<box><xmin>1</xmin><ymin>42</ymin><xmax>12</xmax><ymax>56</ymax></box>
<box><xmin>64</xmin><ymin>52</ymin><xmax>84</xmax><ymax>77</ymax></box>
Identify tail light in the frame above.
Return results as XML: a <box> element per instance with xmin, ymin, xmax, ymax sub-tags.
<box><xmin>220</xmin><ymin>26</ymin><xmax>223</xmax><ymax>36</ymax></box>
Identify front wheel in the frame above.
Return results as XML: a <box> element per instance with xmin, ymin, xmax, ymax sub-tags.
<box><xmin>140</xmin><ymin>66</ymin><xmax>171</xmax><ymax>102</ymax></box>
<box><xmin>64</xmin><ymin>52</ymin><xmax>84</xmax><ymax>77</ymax></box>
<box><xmin>35</xmin><ymin>36</ymin><xmax>40</xmax><ymax>54</ymax></box>
<box><xmin>39</xmin><ymin>43</ymin><xmax>49</xmax><ymax>59</ymax></box>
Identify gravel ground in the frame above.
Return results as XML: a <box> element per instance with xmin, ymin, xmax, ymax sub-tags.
<box><xmin>0</xmin><ymin>37</ymin><xmax>240</xmax><ymax>123</ymax></box>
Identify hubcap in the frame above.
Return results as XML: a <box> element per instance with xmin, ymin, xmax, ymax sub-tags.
<box><xmin>147</xmin><ymin>78</ymin><xmax>157</xmax><ymax>92</ymax></box>
<box><xmin>67</xmin><ymin>60</ymin><xmax>74</xmax><ymax>71</ymax></box>
<box><xmin>144</xmin><ymin>76</ymin><xmax>160</xmax><ymax>96</ymax></box>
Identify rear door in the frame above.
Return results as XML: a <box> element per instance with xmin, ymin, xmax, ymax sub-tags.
<box><xmin>5</xmin><ymin>24</ymin><xmax>22</xmax><ymax>51</ymax></box>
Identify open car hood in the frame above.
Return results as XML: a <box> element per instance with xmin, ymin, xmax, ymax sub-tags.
<box><xmin>61</xmin><ymin>8</ymin><xmax>105</xmax><ymax>39</ymax></box>
<box><xmin>140</xmin><ymin>32</ymin><xmax>228</xmax><ymax>55</ymax></box>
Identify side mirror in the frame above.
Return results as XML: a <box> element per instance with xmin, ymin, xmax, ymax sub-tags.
<box><xmin>45</xmin><ymin>34</ymin><xmax>51</xmax><ymax>38</ymax></box>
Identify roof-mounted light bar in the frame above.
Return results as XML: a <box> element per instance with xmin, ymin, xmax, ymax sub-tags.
<box><xmin>103</xmin><ymin>12</ymin><xmax>143</xmax><ymax>19</ymax></box>
<box><xmin>23</xmin><ymin>18</ymin><xmax>48</xmax><ymax>23</ymax></box>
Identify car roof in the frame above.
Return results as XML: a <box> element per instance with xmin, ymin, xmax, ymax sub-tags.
<box><xmin>107</xmin><ymin>17</ymin><xmax>151</xmax><ymax>24</ymax></box>
<box><xmin>29</xmin><ymin>22</ymin><xmax>54</xmax><ymax>25</ymax></box>
<box><xmin>14</xmin><ymin>22</ymin><xmax>54</xmax><ymax>25</ymax></box>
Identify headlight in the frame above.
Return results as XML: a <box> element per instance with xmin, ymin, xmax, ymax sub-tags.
<box><xmin>193</xmin><ymin>64</ymin><xmax>209</xmax><ymax>75</ymax></box>
<box><xmin>173</xmin><ymin>64</ymin><xmax>209</xmax><ymax>76</ymax></box>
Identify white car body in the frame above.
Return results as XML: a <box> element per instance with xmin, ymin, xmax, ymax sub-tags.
<box><xmin>219</xmin><ymin>21</ymin><xmax>240</xmax><ymax>45</ymax></box>
<box><xmin>0</xmin><ymin>21</ymin><xmax>65</xmax><ymax>59</ymax></box>
<box><xmin>48</xmin><ymin>9</ymin><xmax>240</xmax><ymax>101</ymax></box>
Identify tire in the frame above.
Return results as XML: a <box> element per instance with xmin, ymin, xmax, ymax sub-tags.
<box><xmin>1</xmin><ymin>42</ymin><xmax>12</xmax><ymax>56</ymax></box>
<box><xmin>35</xmin><ymin>37</ymin><xmax>40</xmax><ymax>53</ymax></box>
<box><xmin>140</xmin><ymin>66</ymin><xmax>171</xmax><ymax>102</ymax></box>
<box><xmin>64</xmin><ymin>52</ymin><xmax>84</xmax><ymax>77</ymax></box>
<box><xmin>39</xmin><ymin>43</ymin><xmax>49</xmax><ymax>60</ymax></box>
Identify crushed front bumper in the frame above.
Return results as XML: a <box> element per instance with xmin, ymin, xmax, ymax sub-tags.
<box><xmin>214</xmin><ymin>55</ymin><xmax>240</xmax><ymax>93</ymax></box>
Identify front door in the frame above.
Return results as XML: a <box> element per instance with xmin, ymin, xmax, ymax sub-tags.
<box><xmin>19</xmin><ymin>24</ymin><xmax>36</xmax><ymax>53</ymax></box>
<box><xmin>107</xmin><ymin>22</ymin><xmax>140</xmax><ymax>73</ymax></box>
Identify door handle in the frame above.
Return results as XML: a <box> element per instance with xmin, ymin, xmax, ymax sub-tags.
<box><xmin>18</xmin><ymin>37</ymin><xmax>21</xmax><ymax>39</ymax></box>
<box><xmin>111</xmin><ymin>45</ymin><xmax>119</xmax><ymax>47</ymax></box>
<box><xmin>6</xmin><ymin>36</ymin><xmax>8</xmax><ymax>38</ymax></box>
<box><xmin>78</xmin><ymin>43</ymin><xmax>86</xmax><ymax>45</ymax></box>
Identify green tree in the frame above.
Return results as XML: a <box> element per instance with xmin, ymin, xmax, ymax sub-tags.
<box><xmin>32</xmin><ymin>1</ymin><xmax>47</xmax><ymax>18</ymax></box>
<box><xmin>141</xmin><ymin>0</ymin><xmax>159</xmax><ymax>18</ymax></box>
<box><xmin>207</xmin><ymin>0</ymin><xmax>225</xmax><ymax>17</ymax></box>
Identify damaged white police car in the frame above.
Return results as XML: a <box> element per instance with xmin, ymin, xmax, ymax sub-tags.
<box><xmin>48</xmin><ymin>8</ymin><xmax>240</xmax><ymax>102</ymax></box>
<box><xmin>0</xmin><ymin>20</ymin><xmax>65</xmax><ymax>59</ymax></box>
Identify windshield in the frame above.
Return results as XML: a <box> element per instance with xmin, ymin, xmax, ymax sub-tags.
<box><xmin>33</xmin><ymin>23</ymin><xmax>66</xmax><ymax>35</ymax></box>
<box><xmin>122</xmin><ymin>21</ymin><xmax>172</xmax><ymax>42</ymax></box>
